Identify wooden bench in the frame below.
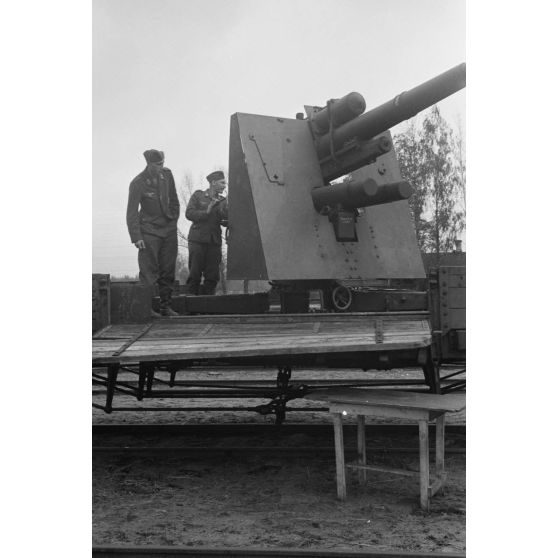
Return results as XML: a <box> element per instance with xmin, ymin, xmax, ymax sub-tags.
<box><xmin>305</xmin><ymin>388</ymin><xmax>466</xmax><ymax>511</ymax></box>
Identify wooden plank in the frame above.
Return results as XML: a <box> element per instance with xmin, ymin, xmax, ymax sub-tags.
<box><xmin>306</xmin><ymin>388</ymin><xmax>465</xmax><ymax>413</ymax></box>
<box><xmin>92</xmin><ymin>347</ymin><xmax>125</xmax><ymax>359</ymax></box>
<box><xmin>119</xmin><ymin>334</ymin><xmax>429</xmax><ymax>353</ymax></box>
<box><xmin>91</xmin><ymin>340</ymin><xmax>126</xmax><ymax>349</ymax></box>
<box><xmin>121</xmin><ymin>331</ymin><xmax>375</xmax><ymax>344</ymax></box>
<box><xmin>117</xmin><ymin>337</ymin><xmax>429</xmax><ymax>357</ymax></box>
<box><xmin>136</xmin><ymin>311</ymin><xmax>428</xmax><ymax>324</ymax></box>
<box><xmin>150</xmin><ymin>318</ymin><xmax>425</xmax><ymax>331</ymax></box>
<box><xmin>136</xmin><ymin>319</ymin><xmax>428</xmax><ymax>338</ymax></box>
<box><xmin>92</xmin><ymin>350</ymin><xmax>121</xmax><ymax>359</ymax></box>
<box><xmin>92</xmin><ymin>324</ymin><xmax>113</xmax><ymax>339</ymax></box>
<box><xmin>121</xmin><ymin>331</ymin><xmax>428</xmax><ymax>350</ymax></box>
<box><xmin>196</xmin><ymin>324</ymin><xmax>214</xmax><ymax>337</ymax></box>
<box><xmin>206</xmin><ymin>323</ymin><xmax>319</xmax><ymax>334</ymax></box>
<box><xmin>136</xmin><ymin>326</ymin><xmax>429</xmax><ymax>343</ymax></box>
<box><xmin>98</xmin><ymin>337</ymin><xmax>426</xmax><ymax>353</ymax></box>
<box><xmin>147</xmin><ymin>325</ymin><xmax>210</xmax><ymax>338</ymax></box>
<box><xmin>332</xmin><ymin>413</ymin><xmax>347</xmax><ymax>501</ymax></box>
<box><xmin>419</xmin><ymin>420</ymin><xmax>430</xmax><ymax>511</ymax></box>
<box><xmin>357</xmin><ymin>415</ymin><xmax>367</xmax><ymax>486</ymax></box>
<box><xmin>94</xmin><ymin>324</ymin><xmax>149</xmax><ymax>339</ymax></box>
<box><xmin>346</xmin><ymin>463</ymin><xmax>420</xmax><ymax>477</ymax></box>
<box><xmin>127</xmin><ymin>324</ymin><xmax>431</xmax><ymax>345</ymax></box>
<box><xmin>105</xmin><ymin>338</ymin><xmax>431</xmax><ymax>364</ymax></box>
<box><xmin>93</xmin><ymin>312</ymin><xmax>431</xmax><ymax>344</ymax></box>
<box><xmin>328</xmin><ymin>402</ymin><xmax>431</xmax><ymax>422</ymax></box>
<box><xmin>112</xmin><ymin>323</ymin><xmax>154</xmax><ymax>357</ymax></box>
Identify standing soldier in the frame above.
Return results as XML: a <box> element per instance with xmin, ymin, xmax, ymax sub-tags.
<box><xmin>126</xmin><ymin>149</ymin><xmax>180</xmax><ymax>317</ymax></box>
<box><xmin>185</xmin><ymin>170</ymin><xmax>228</xmax><ymax>295</ymax></box>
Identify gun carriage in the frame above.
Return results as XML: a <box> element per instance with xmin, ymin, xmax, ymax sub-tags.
<box><xmin>93</xmin><ymin>64</ymin><xmax>466</xmax><ymax>423</ymax></box>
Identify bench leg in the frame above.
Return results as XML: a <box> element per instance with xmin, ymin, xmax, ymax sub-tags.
<box><xmin>332</xmin><ymin>413</ymin><xmax>347</xmax><ymax>501</ymax></box>
<box><xmin>357</xmin><ymin>414</ymin><xmax>367</xmax><ymax>485</ymax></box>
<box><xmin>418</xmin><ymin>420</ymin><xmax>430</xmax><ymax>511</ymax></box>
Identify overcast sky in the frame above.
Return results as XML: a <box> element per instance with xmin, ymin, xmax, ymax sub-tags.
<box><xmin>93</xmin><ymin>0</ymin><xmax>465</xmax><ymax>276</ymax></box>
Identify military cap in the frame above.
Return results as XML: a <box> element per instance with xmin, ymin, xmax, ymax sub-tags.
<box><xmin>206</xmin><ymin>170</ymin><xmax>225</xmax><ymax>183</ymax></box>
<box><xmin>143</xmin><ymin>149</ymin><xmax>165</xmax><ymax>163</ymax></box>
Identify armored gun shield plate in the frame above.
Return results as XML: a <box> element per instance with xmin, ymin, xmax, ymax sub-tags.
<box><xmin>227</xmin><ymin>112</ymin><xmax>425</xmax><ymax>281</ymax></box>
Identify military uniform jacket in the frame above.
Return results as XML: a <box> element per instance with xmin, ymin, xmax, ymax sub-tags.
<box><xmin>185</xmin><ymin>189</ymin><xmax>228</xmax><ymax>245</ymax></box>
<box><xmin>126</xmin><ymin>167</ymin><xmax>180</xmax><ymax>243</ymax></box>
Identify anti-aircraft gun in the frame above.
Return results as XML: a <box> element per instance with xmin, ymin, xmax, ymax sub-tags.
<box><xmin>91</xmin><ymin>64</ymin><xmax>467</xmax><ymax>422</ymax></box>
<box><xmin>227</xmin><ymin>63</ymin><xmax>466</xmax><ymax>314</ymax></box>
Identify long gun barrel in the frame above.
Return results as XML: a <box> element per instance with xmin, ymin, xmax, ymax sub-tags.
<box><xmin>315</xmin><ymin>63</ymin><xmax>466</xmax><ymax>163</ymax></box>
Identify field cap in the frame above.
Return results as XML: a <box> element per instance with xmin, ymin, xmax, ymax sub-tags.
<box><xmin>206</xmin><ymin>170</ymin><xmax>225</xmax><ymax>182</ymax></box>
<box><xmin>143</xmin><ymin>149</ymin><xmax>164</xmax><ymax>163</ymax></box>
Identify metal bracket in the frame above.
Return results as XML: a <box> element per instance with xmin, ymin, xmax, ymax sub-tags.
<box><xmin>254</xmin><ymin>379</ymin><xmax>308</xmax><ymax>426</ymax></box>
<box><xmin>277</xmin><ymin>365</ymin><xmax>292</xmax><ymax>390</ymax></box>
<box><xmin>248</xmin><ymin>134</ymin><xmax>285</xmax><ymax>185</ymax></box>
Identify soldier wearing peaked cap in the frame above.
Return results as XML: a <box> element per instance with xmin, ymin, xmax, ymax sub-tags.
<box><xmin>126</xmin><ymin>149</ymin><xmax>180</xmax><ymax>317</ymax></box>
<box><xmin>185</xmin><ymin>170</ymin><xmax>228</xmax><ymax>295</ymax></box>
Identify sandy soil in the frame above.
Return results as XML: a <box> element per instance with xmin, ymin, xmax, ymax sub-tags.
<box><xmin>92</xmin><ymin>367</ymin><xmax>466</xmax><ymax>552</ymax></box>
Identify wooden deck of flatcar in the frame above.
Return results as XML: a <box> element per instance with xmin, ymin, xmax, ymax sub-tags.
<box><xmin>92</xmin><ymin>311</ymin><xmax>432</xmax><ymax>365</ymax></box>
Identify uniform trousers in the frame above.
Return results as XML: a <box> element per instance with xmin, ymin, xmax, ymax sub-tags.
<box><xmin>138</xmin><ymin>231</ymin><xmax>177</xmax><ymax>308</ymax></box>
<box><xmin>186</xmin><ymin>241</ymin><xmax>222</xmax><ymax>295</ymax></box>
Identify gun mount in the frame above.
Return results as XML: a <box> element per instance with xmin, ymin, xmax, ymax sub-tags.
<box><xmin>311</xmin><ymin>178</ymin><xmax>413</xmax><ymax>242</ymax></box>
<box><xmin>227</xmin><ymin>63</ymin><xmax>466</xmax><ymax>283</ymax></box>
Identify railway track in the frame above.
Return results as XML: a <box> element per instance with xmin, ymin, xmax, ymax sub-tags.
<box><xmin>92</xmin><ymin>423</ymin><xmax>466</xmax><ymax>439</ymax></box>
<box><xmin>93</xmin><ymin>445</ymin><xmax>465</xmax><ymax>456</ymax></box>
<box><xmin>92</xmin><ymin>545</ymin><xmax>466</xmax><ymax>557</ymax></box>
<box><xmin>92</xmin><ymin>423</ymin><xmax>465</xmax><ymax>436</ymax></box>
<box><xmin>93</xmin><ymin>423</ymin><xmax>465</xmax><ymax>457</ymax></box>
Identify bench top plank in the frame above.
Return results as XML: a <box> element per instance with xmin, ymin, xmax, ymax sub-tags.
<box><xmin>305</xmin><ymin>388</ymin><xmax>465</xmax><ymax>413</ymax></box>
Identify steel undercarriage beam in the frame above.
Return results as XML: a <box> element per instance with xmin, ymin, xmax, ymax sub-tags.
<box><xmin>93</xmin><ymin>354</ymin><xmax>464</xmax><ymax>419</ymax></box>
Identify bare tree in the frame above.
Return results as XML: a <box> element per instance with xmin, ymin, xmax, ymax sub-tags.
<box><xmin>177</xmin><ymin>171</ymin><xmax>196</xmax><ymax>249</ymax></box>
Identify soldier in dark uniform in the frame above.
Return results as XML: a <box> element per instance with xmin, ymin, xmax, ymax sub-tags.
<box><xmin>126</xmin><ymin>149</ymin><xmax>180</xmax><ymax>316</ymax></box>
<box><xmin>185</xmin><ymin>170</ymin><xmax>228</xmax><ymax>295</ymax></box>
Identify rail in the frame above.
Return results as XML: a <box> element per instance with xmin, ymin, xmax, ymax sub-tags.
<box><xmin>93</xmin><ymin>545</ymin><xmax>466</xmax><ymax>557</ymax></box>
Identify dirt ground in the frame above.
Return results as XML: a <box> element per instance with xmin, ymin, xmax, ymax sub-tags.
<box><xmin>92</xmin><ymin>368</ymin><xmax>466</xmax><ymax>552</ymax></box>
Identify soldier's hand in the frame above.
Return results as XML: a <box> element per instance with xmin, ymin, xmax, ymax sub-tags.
<box><xmin>206</xmin><ymin>200</ymin><xmax>218</xmax><ymax>213</ymax></box>
<box><xmin>135</xmin><ymin>239</ymin><xmax>146</xmax><ymax>250</ymax></box>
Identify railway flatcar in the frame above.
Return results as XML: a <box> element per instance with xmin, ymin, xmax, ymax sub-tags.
<box><xmin>92</xmin><ymin>64</ymin><xmax>466</xmax><ymax>423</ymax></box>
